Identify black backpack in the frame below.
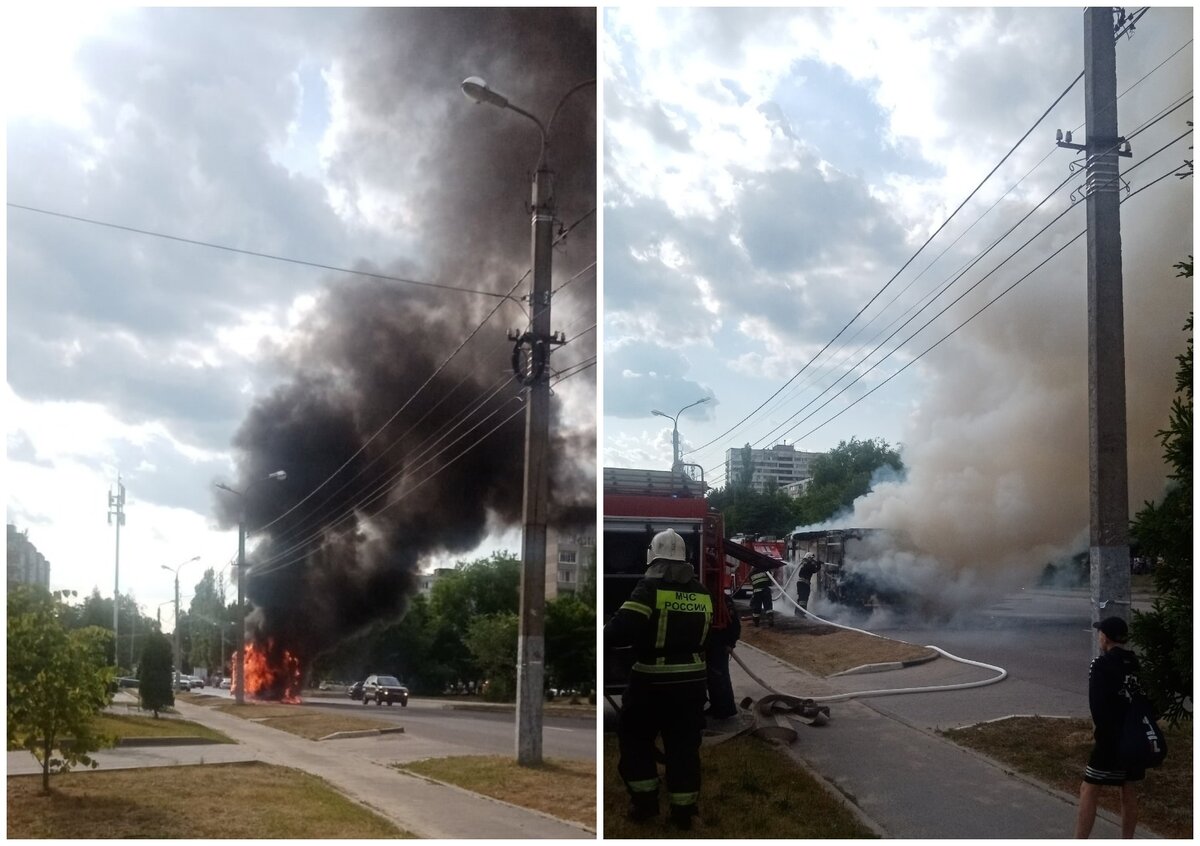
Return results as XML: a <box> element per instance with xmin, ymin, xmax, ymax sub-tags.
<box><xmin>1119</xmin><ymin>692</ymin><xmax>1168</xmax><ymax>769</ymax></box>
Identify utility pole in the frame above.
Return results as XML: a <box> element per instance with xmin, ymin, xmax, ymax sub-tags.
<box><xmin>1083</xmin><ymin>7</ymin><xmax>1131</xmax><ymax>649</ymax></box>
<box><xmin>172</xmin><ymin>572</ymin><xmax>181</xmax><ymax>685</ymax></box>
<box><xmin>107</xmin><ymin>475</ymin><xmax>126</xmax><ymax>667</ymax></box>
<box><xmin>514</xmin><ymin>160</ymin><xmax>554</xmax><ymax>766</ymax></box>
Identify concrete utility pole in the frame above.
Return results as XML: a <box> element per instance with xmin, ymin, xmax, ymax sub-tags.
<box><xmin>461</xmin><ymin>75</ymin><xmax>593</xmax><ymax>766</ymax></box>
<box><xmin>1083</xmin><ymin>7</ymin><xmax>1131</xmax><ymax>649</ymax></box>
<box><xmin>107</xmin><ymin>475</ymin><xmax>126</xmax><ymax>666</ymax></box>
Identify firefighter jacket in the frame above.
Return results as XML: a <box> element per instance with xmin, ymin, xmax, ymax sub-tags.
<box><xmin>605</xmin><ymin>560</ymin><xmax>712</xmax><ymax>686</ymax></box>
<box><xmin>750</xmin><ymin>568</ymin><xmax>773</xmax><ymax>591</ymax></box>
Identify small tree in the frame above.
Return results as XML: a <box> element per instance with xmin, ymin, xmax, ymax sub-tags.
<box><xmin>1130</xmin><ymin>257</ymin><xmax>1192</xmax><ymax>726</ymax></box>
<box><xmin>464</xmin><ymin>613</ymin><xmax>519</xmax><ymax>701</ymax></box>
<box><xmin>546</xmin><ymin>594</ymin><xmax>596</xmax><ymax>701</ymax></box>
<box><xmin>138</xmin><ymin>632</ymin><xmax>175</xmax><ymax>717</ymax></box>
<box><xmin>7</xmin><ymin>587</ymin><xmax>114</xmax><ymax>793</ymax></box>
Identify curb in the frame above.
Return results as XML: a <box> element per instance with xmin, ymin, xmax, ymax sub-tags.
<box><xmin>318</xmin><ymin>727</ymin><xmax>406</xmax><ymax>741</ymax></box>
<box><xmin>830</xmin><ymin>649</ymin><xmax>940</xmax><ymax>676</ymax></box>
<box><xmin>391</xmin><ymin>767</ymin><xmax>596</xmax><ymax>835</ymax></box>
<box><xmin>115</xmin><ymin>736</ymin><xmax>229</xmax><ymax>747</ymax></box>
<box><xmin>782</xmin><ymin>746</ymin><xmax>890</xmax><ymax>838</ymax></box>
<box><xmin>439</xmin><ymin>703</ymin><xmax>597</xmax><ymax>720</ymax></box>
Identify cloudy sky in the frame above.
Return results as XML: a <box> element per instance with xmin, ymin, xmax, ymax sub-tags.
<box><xmin>6</xmin><ymin>7</ymin><xmax>596</xmax><ymax>635</ymax></box>
<box><xmin>603</xmin><ymin>7</ymin><xmax>1191</xmax><ymax>590</ymax></box>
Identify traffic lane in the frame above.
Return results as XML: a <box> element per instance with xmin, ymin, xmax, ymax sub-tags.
<box><xmin>302</xmin><ymin>699</ymin><xmax>596</xmax><ymax>761</ymax></box>
<box><xmin>853</xmin><ymin>593</ymin><xmax>1097</xmax><ymax>729</ymax></box>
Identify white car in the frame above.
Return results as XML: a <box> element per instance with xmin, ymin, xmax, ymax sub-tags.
<box><xmin>219</xmin><ymin>678</ymin><xmax>232</xmax><ymax>689</ymax></box>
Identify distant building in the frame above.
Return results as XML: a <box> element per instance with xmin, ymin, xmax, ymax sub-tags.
<box><xmin>7</xmin><ymin>524</ymin><xmax>50</xmax><ymax>590</ymax></box>
<box><xmin>416</xmin><ymin>567</ymin><xmax>455</xmax><ymax>596</ymax></box>
<box><xmin>724</xmin><ymin>444</ymin><xmax>824</xmax><ymax>494</ymax></box>
<box><xmin>546</xmin><ymin>525</ymin><xmax>595</xmax><ymax>599</ymax></box>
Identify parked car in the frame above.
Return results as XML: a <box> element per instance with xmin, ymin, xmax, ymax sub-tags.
<box><xmin>189</xmin><ymin>676</ymin><xmax>204</xmax><ymax>689</ymax></box>
<box><xmin>361</xmin><ymin>674</ymin><xmax>408</xmax><ymax>707</ymax></box>
<box><xmin>219</xmin><ymin>678</ymin><xmax>231</xmax><ymax>690</ymax></box>
<box><xmin>348</xmin><ymin>680</ymin><xmax>364</xmax><ymax>701</ymax></box>
<box><xmin>174</xmin><ymin>675</ymin><xmax>193</xmax><ymax>691</ymax></box>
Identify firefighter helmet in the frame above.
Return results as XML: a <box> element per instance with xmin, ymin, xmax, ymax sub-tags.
<box><xmin>802</xmin><ymin>551</ymin><xmax>817</xmax><ymax>562</ymax></box>
<box><xmin>647</xmin><ymin>529</ymin><xmax>687</xmax><ymax>565</ymax></box>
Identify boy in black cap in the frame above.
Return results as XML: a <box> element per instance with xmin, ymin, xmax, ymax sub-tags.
<box><xmin>1073</xmin><ymin>616</ymin><xmax>1143</xmax><ymax>838</ymax></box>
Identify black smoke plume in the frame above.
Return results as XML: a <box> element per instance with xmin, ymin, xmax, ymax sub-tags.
<box><xmin>213</xmin><ymin>8</ymin><xmax>595</xmax><ymax>690</ymax></box>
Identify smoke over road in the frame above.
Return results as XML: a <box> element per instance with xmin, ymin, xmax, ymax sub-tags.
<box><xmin>213</xmin><ymin>8</ymin><xmax>595</xmax><ymax>680</ymax></box>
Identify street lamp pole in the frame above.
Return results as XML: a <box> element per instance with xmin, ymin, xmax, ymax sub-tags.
<box><xmin>161</xmin><ymin>555</ymin><xmax>200</xmax><ymax>689</ymax></box>
<box><xmin>216</xmin><ymin>470</ymin><xmax>286</xmax><ymax>705</ymax></box>
<box><xmin>461</xmin><ymin>75</ymin><xmax>594</xmax><ymax>766</ymax></box>
<box><xmin>652</xmin><ymin>397</ymin><xmax>711</xmax><ymax>470</ymax></box>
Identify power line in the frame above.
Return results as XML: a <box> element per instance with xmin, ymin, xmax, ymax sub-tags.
<box><xmin>683</xmin><ymin>67</ymin><xmax>1087</xmax><ymax>458</ymax></box>
<box><xmin>6</xmin><ymin>202</ymin><xmax>513</xmax><ymax>300</ymax></box>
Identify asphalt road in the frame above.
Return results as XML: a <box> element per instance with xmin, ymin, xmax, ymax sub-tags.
<box><xmin>841</xmin><ymin>587</ymin><xmax>1151</xmax><ymax>729</ymax></box>
<box><xmin>197</xmin><ymin>688</ymin><xmax>595</xmax><ymax>760</ymax></box>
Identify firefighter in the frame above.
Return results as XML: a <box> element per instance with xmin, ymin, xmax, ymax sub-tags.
<box><xmin>795</xmin><ymin>551</ymin><xmax>821</xmax><ymax>615</ymax></box>
<box><xmin>705</xmin><ymin>587</ymin><xmax>740</xmax><ymax>721</ymax></box>
<box><xmin>605</xmin><ymin>528</ymin><xmax>712</xmax><ymax>830</ymax></box>
<box><xmin>749</xmin><ymin>564</ymin><xmax>776</xmax><ymax>627</ymax></box>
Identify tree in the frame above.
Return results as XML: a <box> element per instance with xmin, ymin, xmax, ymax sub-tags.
<box><xmin>7</xmin><ymin>587</ymin><xmax>115</xmax><ymax>793</ymax></box>
<box><xmin>464</xmin><ymin>613</ymin><xmax>519</xmax><ymax>701</ymax></box>
<box><xmin>187</xmin><ymin>568</ymin><xmax>228</xmax><ymax>673</ymax></box>
<box><xmin>545</xmin><ymin>594</ymin><xmax>595</xmax><ymax>699</ymax></box>
<box><xmin>792</xmin><ymin>437</ymin><xmax>904</xmax><ymax>525</ymax></box>
<box><xmin>138</xmin><ymin>632</ymin><xmax>175</xmax><ymax>717</ymax></box>
<box><xmin>1130</xmin><ymin>256</ymin><xmax>1192</xmax><ymax>726</ymax></box>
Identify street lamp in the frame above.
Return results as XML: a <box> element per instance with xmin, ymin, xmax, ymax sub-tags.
<box><xmin>215</xmin><ymin>469</ymin><xmax>286</xmax><ymax>705</ymax></box>
<box><xmin>462</xmin><ymin>74</ymin><xmax>594</xmax><ymax>766</ymax></box>
<box><xmin>652</xmin><ymin>397</ymin><xmax>712</xmax><ymax>470</ymax></box>
<box><xmin>161</xmin><ymin>555</ymin><xmax>201</xmax><ymax>689</ymax></box>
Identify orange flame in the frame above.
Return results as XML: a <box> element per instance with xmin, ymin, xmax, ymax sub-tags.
<box><xmin>234</xmin><ymin>640</ymin><xmax>303</xmax><ymax>703</ymax></box>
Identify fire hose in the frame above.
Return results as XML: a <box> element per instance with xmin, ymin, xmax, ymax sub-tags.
<box><xmin>757</xmin><ymin>569</ymin><xmax>1009</xmax><ymax>703</ymax></box>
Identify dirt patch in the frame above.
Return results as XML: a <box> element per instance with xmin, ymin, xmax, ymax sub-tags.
<box><xmin>944</xmin><ymin>716</ymin><xmax>1192</xmax><ymax>839</ymax></box>
<box><xmin>740</xmin><ymin>621</ymin><xmax>935</xmax><ymax>676</ymax></box>
<box><xmin>603</xmin><ymin>734</ymin><xmax>873</xmax><ymax>838</ymax></box>
<box><xmin>397</xmin><ymin>756</ymin><xmax>594</xmax><ymax>828</ymax></box>
<box><xmin>7</xmin><ymin>761</ymin><xmax>409</xmax><ymax>838</ymax></box>
<box><xmin>213</xmin><ymin>703</ymin><xmax>396</xmax><ymax>740</ymax></box>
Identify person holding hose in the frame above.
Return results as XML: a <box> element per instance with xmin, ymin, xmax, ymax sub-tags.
<box><xmin>605</xmin><ymin>528</ymin><xmax>712</xmax><ymax>831</ymax></box>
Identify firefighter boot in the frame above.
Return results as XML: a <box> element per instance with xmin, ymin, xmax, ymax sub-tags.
<box><xmin>767</xmin><ymin>611</ymin><xmax>775</xmax><ymax>628</ymax></box>
<box><xmin>669</xmin><ymin>804</ymin><xmax>697</xmax><ymax>831</ymax></box>
<box><xmin>626</xmin><ymin>794</ymin><xmax>659</xmax><ymax>823</ymax></box>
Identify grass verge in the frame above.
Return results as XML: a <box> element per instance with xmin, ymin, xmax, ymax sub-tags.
<box><xmin>7</xmin><ymin>761</ymin><xmax>410</xmax><ymax>838</ymax></box>
<box><xmin>740</xmin><ymin>621</ymin><xmax>934</xmax><ymax>676</ymax></box>
<box><xmin>603</xmin><ymin>734</ymin><xmax>874</xmax><ymax>838</ymax></box>
<box><xmin>396</xmin><ymin>756</ymin><xmax>595</xmax><ymax>828</ymax></box>
<box><xmin>943</xmin><ymin>716</ymin><xmax>1192</xmax><ymax>839</ymax></box>
<box><xmin>213</xmin><ymin>702</ymin><xmax>396</xmax><ymax>740</ymax></box>
<box><xmin>93</xmin><ymin>713</ymin><xmax>233</xmax><ymax>744</ymax></box>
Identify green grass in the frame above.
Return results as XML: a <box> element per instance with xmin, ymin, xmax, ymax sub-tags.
<box><xmin>397</xmin><ymin>756</ymin><xmax>595</xmax><ymax>828</ymax></box>
<box><xmin>7</xmin><ymin>761</ymin><xmax>411</xmax><ymax>838</ymax></box>
<box><xmin>603</xmin><ymin>734</ymin><xmax>874</xmax><ymax>838</ymax></box>
<box><xmin>943</xmin><ymin>716</ymin><xmax>1192</xmax><ymax>839</ymax></box>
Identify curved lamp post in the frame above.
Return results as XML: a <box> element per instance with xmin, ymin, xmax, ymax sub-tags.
<box><xmin>461</xmin><ymin>74</ymin><xmax>594</xmax><ymax>766</ymax></box>
<box><xmin>215</xmin><ymin>470</ymin><xmax>286</xmax><ymax>705</ymax></box>
<box><xmin>652</xmin><ymin>397</ymin><xmax>712</xmax><ymax>470</ymax></box>
<box><xmin>161</xmin><ymin>555</ymin><xmax>201</xmax><ymax>689</ymax></box>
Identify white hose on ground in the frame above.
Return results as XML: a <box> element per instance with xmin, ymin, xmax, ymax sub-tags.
<box><xmin>748</xmin><ymin>571</ymin><xmax>1008</xmax><ymax>703</ymax></box>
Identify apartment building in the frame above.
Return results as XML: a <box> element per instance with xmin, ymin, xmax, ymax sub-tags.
<box><xmin>7</xmin><ymin>524</ymin><xmax>50</xmax><ymax>590</ymax></box>
<box><xmin>724</xmin><ymin>443</ymin><xmax>824</xmax><ymax>493</ymax></box>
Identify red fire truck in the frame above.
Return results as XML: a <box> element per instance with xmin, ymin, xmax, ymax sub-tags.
<box><xmin>603</xmin><ymin>467</ymin><xmax>791</xmax><ymax>693</ymax></box>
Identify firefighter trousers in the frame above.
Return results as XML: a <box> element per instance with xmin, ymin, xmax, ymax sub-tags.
<box><xmin>617</xmin><ymin>679</ymin><xmax>707</xmax><ymax>812</ymax></box>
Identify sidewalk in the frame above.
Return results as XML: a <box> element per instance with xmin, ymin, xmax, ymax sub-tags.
<box><xmin>730</xmin><ymin>643</ymin><xmax>1150</xmax><ymax>839</ymax></box>
<box><xmin>9</xmin><ymin>696</ymin><xmax>592</xmax><ymax>839</ymax></box>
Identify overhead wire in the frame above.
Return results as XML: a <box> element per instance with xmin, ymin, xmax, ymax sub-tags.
<box><xmin>705</xmin><ymin>125</ymin><xmax>1192</xmax><ymax>488</ymax></box>
<box><xmin>695</xmin><ymin>49</ymin><xmax>1192</xmax><ymax>483</ymax></box>
<box><xmin>682</xmin><ymin>68</ymin><xmax>1087</xmax><ymax>460</ymax></box>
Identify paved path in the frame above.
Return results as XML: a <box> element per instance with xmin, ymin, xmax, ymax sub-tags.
<box><xmin>9</xmin><ymin>697</ymin><xmax>593</xmax><ymax>839</ymax></box>
<box><xmin>730</xmin><ymin>641</ymin><xmax>1154</xmax><ymax>839</ymax></box>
